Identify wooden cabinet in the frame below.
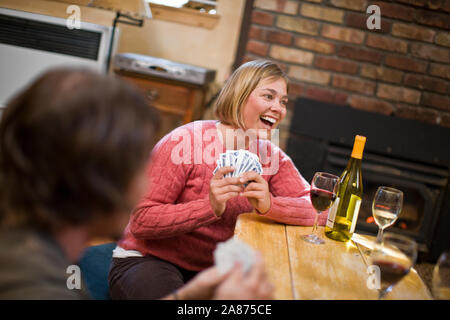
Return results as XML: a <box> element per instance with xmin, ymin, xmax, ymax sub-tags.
<box><xmin>115</xmin><ymin>71</ymin><xmax>209</xmax><ymax>140</ymax></box>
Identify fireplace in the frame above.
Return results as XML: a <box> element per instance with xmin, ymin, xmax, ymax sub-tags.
<box><xmin>287</xmin><ymin>98</ymin><xmax>450</xmax><ymax>262</ymax></box>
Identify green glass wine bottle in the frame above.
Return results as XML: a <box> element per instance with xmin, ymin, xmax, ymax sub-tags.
<box><xmin>325</xmin><ymin>135</ymin><xmax>366</xmax><ymax>242</ymax></box>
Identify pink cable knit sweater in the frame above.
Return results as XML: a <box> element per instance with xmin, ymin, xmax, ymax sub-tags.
<box><xmin>118</xmin><ymin>120</ymin><xmax>326</xmax><ymax>271</ymax></box>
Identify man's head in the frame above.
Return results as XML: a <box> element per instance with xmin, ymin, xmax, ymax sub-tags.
<box><xmin>0</xmin><ymin>68</ymin><xmax>158</xmax><ymax>239</ymax></box>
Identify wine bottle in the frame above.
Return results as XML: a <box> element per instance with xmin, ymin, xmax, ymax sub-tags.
<box><xmin>325</xmin><ymin>135</ymin><xmax>366</xmax><ymax>242</ymax></box>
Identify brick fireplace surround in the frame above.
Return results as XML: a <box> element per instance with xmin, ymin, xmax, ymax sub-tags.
<box><xmin>234</xmin><ymin>0</ymin><xmax>450</xmax><ymax>150</ymax></box>
<box><xmin>232</xmin><ymin>1</ymin><xmax>450</xmax><ymax>272</ymax></box>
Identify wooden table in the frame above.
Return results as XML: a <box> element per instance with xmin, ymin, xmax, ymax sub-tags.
<box><xmin>234</xmin><ymin>213</ymin><xmax>432</xmax><ymax>300</ymax></box>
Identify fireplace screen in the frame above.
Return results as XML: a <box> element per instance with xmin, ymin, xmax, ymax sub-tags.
<box><xmin>323</xmin><ymin>144</ymin><xmax>446</xmax><ymax>251</ymax></box>
<box><xmin>360</xmin><ymin>183</ymin><xmax>425</xmax><ymax>232</ymax></box>
<box><xmin>287</xmin><ymin>98</ymin><xmax>450</xmax><ymax>261</ymax></box>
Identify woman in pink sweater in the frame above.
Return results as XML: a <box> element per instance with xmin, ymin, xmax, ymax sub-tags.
<box><xmin>109</xmin><ymin>60</ymin><xmax>326</xmax><ymax>299</ymax></box>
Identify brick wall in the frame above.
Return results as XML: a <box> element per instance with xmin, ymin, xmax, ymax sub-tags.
<box><xmin>242</xmin><ymin>0</ymin><xmax>450</xmax><ymax>148</ymax></box>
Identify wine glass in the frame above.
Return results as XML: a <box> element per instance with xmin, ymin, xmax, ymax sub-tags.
<box><xmin>432</xmin><ymin>250</ymin><xmax>450</xmax><ymax>300</ymax></box>
<box><xmin>302</xmin><ymin>172</ymin><xmax>339</xmax><ymax>245</ymax></box>
<box><xmin>372</xmin><ymin>186</ymin><xmax>403</xmax><ymax>244</ymax></box>
<box><xmin>370</xmin><ymin>232</ymin><xmax>418</xmax><ymax>299</ymax></box>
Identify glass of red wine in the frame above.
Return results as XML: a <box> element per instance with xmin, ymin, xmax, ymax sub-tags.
<box><xmin>302</xmin><ymin>172</ymin><xmax>339</xmax><ymax>245</ymax></box>
<box><xmin>370</xmin><ymin>233</ymin><xmax>418</xmax><ymax>299</ymax></box>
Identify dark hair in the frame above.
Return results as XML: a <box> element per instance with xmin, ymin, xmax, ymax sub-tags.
<box><xmin>0</xmin><ymin>68</ymin><xmax>159</xmax><ymax>232</ymax></box>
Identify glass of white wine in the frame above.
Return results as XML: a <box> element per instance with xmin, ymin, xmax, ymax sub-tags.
<box><xmin>372</xmin><ymin>186</ymin><xmax>403</xmax><ymax>244</ymax></box>
<box><xmin>432</xmin><ymin>250</ymin><xmax>450</xmax><ymax>300</ymax></box>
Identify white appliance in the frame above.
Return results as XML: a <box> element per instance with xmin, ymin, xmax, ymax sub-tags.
<box><xmin>0</xmin><ymin>8</ymin><xmax>116</xmax><ymax>109</ymax></box>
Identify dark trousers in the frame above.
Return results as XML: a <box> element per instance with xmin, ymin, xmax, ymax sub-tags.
<box><xmin>108</xmin><ymin>255</ymin><xmax>198</xmax><ymax>300</ymax></box>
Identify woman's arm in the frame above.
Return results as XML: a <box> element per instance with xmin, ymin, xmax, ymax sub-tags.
<box><xmin>129</xmin><ymin>132</ymin><xmax>220</xmax><ymax>240</ymax></box>
<box><xmin>129</xmin><ymin>129</ymin><xmax>247</xmax><ymax>240</ymax></box>
<box><xmin>239</xmin><ymin>141</ymin><xmax>326</xmax><ymax>226</ymax></box>
<box><xmin>262</xmin><ymin>151</ymin><xmax>328</xmax><ymax>226</ymax></box>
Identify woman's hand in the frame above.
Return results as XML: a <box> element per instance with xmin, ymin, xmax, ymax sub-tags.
<box><xmin>239</xmin><ymin>171</ymin><xmax>271</xmax><ymax>214</ymax></box>
<box><xmin>209</xmin><ymin>166</ymin><xmax>244</xmax><ymax>217</ymax></box>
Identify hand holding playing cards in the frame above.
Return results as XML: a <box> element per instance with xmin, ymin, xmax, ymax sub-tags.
<box><xmin>209</xmin><ymin>166</ymin><xmax>244</xmax><ymax>217</ymax></box>
<box><xmin>240</xmin><ymin>171</ymin><xmax>271</xmax><ymax>214</ymax></box>
<box><xmin>212</xmin><ymin>150</ymin><xmax>269</xmax><ymax>215</ymax></box>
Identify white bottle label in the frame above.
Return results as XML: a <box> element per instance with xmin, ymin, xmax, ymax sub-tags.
<box><xmin>326</xmin><ymin>197</ymin><xmax>340</xmax><ymax>229</ymax></box>
<box><xmin>349</xmin><ymin>199</ymin><xmax>362</xmax><ymax>234</ymax></box>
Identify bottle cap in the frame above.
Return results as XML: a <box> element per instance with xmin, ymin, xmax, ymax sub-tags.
<box><xmin>351</xmin><ymin>135</ymin><xmax>366</xmax><ymax>159</ymax></box>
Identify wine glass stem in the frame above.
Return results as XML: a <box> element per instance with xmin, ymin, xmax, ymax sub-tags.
<box><xmin>312</xmin><ymin>212</ymin><xmax>320</xmax><ymax>235</ymax></box>
<box><xmin>378</xmin><ymin>286</ymin><xmax>392</xmax><ymax>300</ymax></box>
<box><xmin>376</xmin><ymin>227</ymin><xmax>383</xmax><ymax>244</ymax></box>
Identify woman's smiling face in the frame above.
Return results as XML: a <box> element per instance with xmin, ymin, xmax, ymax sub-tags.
<box><xmin>242</xmin><ymin>77</ymin><xmax>288</xmax><ymax>134</ymax></box>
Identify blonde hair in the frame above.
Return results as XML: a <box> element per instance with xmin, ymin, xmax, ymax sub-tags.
<box><xmin>214</xmin><ymin>60</ymin><xmax>288</xmax><ymax>129</ymax></box>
